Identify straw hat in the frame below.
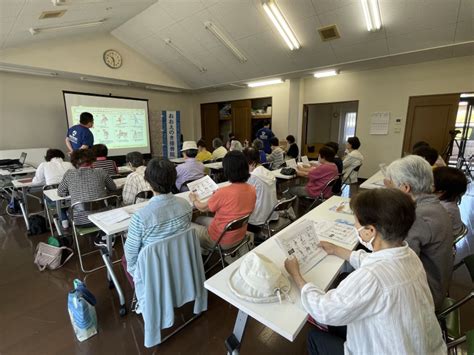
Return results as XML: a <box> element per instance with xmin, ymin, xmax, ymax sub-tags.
<box><xmin>228</xmin><ymin>252</ymin><xmax>291</xmax><ymax>303</ymax></box>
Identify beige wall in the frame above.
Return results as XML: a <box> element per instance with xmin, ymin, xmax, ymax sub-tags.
<box><xmin>192</xmin><ymin>81</ymin><xmax>291</xmax><ymax>141</ymax></box>
<box><xmin>0</xmin><ymin>71</ymin><xmax>194</xmax><ymax>153</ymax></box>
<box><xmin>302</xmin><ymin>55</ymin><xmax>474</xmax><ymax>178</ymax></box>
<box><xmin>0</xmin><ymin>33</ymin><xmax>189</xmax><ymax>89</ymax></box>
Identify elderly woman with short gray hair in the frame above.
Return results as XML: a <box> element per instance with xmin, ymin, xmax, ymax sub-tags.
<box><xmin>384</xmin><ymin>155</ymin><xmax>453</xmax><ymax>311</ymax></box>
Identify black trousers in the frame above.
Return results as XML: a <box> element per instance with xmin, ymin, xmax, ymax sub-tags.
<box><xmin>307</xmin><ymin>326</ymin><xmax>346</xmax><ymax>355</ymax></box>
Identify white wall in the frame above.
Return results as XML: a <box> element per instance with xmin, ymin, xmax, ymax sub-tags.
<box><xmin>0</xmin><ymin>33</ymin><xmax>189</xmax><ymax>89</ymax></box>
<box><xmin>0</xmin><ymin>71</ymin><xmax>194</xmax><ymax>153</ymax></box>
<box><xmin>302</xmin><ymin>56</ymin><xmax>474</xmax><ymax>178</ymax></box>
<box><xmin>192</xmin><ymin>81</ymin><xmax>291</xmax><ymax>142</ymax></box>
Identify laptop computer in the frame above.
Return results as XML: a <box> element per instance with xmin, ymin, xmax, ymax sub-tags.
<box><xmin>5</xmin><ymin>152</ymin><xmax>27</xmax><ymax>170</ymax></box>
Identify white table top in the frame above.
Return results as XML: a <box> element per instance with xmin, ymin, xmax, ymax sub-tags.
<box><xmin>170</xmin><ymin>157</ymin><xmax>185</xmax><ymax>164</ymax></box>
<box><xmin>204</xmin><ymin>195</ymin><xmax>357</xmax><ymax>342</ymax></box>
<box><xmin>117</xmin><ymin>165</ymin><xmax>132</xmax><ymax>174</ymax></box>
<box><xmin>0</xmin><ymin>166</ymin><xmax>36</xmax><ymax>176</ymax></box>
<box><xmin>88</xmin><ymin>181</ymin><xmax>231</xmax><ymax>235</ymax></box>
<box><xmin>204</xmin><ymin>162</ymin><xmax>223</xmax><ymax>170</ymax></box>
<box><xmin>360</xmin><ymin>170</ymin><xmax>385</xmax><ymax>190</ymax></box>
<box><xmin>270</xmin><ymin>168</ymin><xmax>296</xmax><ymax>180</ymax></box>
<box><xmin>42</xmin><ymin>177</ymin><xmax>127</xmax><ymax>202</ymax></box>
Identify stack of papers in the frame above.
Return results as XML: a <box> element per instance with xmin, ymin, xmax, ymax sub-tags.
<box><xmin>301</xmin><ymin>156</ymin><xmax>310</xmax><ymax>165</ymax></box>
<box><xmin>276</xmin><ymin>219</ymin><xmax>327</xmax><ymax>274</ymax></box>
<box><xmin>187</xmin><ymin>175</ymin><xmax>219</xmax><ymax>200</ymax></box>
<box><xmin>285</xmin><ymin>159</ymin><xmax>297</xmax><ymax>169</ymax></box>
<box><xmin>94</xmin><ymin>209</ymin><xmax>131</xmax><ymax>225</ymax></box>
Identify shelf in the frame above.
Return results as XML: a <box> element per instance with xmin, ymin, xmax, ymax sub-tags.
<box><xmin>251</xmin><ymin>114</ymin><xmax>271</xmax><ymax>119</ymax></box>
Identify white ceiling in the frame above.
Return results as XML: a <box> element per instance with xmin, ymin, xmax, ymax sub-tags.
<box><xmin>0</xmin><ymin>0</ymin><xmax>155</xmax><ymax>49</ymax></box>
<box><xmin>1</xmin><ymin>0</ymin><xmax>473</xmax><ymax>90</ymax></box>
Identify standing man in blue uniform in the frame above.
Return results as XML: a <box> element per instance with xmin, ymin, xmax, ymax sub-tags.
<box><xmin>65</xmin><ymin>112</ymin><xmax>94</xmax><ymax>154</ymax></box>
<box><xmin>256</xmin><ymin>120</ymin><xmax>274</xmax><ymax>154</ymax></box>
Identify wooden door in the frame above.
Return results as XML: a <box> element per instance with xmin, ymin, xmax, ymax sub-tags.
<box><xmin>232</xmin><ymin>100</ymin><xmax>252</xmax><ymax>142</ymax></box>
<box><xmin>403</xmin><ymin>94</ymin><xmax>460</xmax><ymax>156</ymax></box>
<box><xmin>200</xmin><ymin>103</ymin><xmax>219</xmax><ymax>151</ymax></box>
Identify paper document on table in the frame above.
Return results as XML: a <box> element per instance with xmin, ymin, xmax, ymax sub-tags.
<box><xmin>313</xmin><ymin>220</ymin><xmax>357</xmax><ymax>248</ymax></box>
<box><xmin>286</xmin><ymin>159</ymin><xmax>297</xmax><ymax>169</ymax></box>
<box><xmin>94</xmin><ymin>209</ymin><xmax>131</xmax><ymax>225</ymax></box>
<box><xmin>301</xmin><ymin>156</ymin><xmax>309</xmax><ymax>165</ymax></box>
<box><xmin>329</xmin><ymin>201</ymin><xmax>353</xmax><ymax>215</ymax></box>
<box><xmin>187</xmin><ymin>175</ymin><xmax>219</xmax><ymax>200</ymax></box>
<box><xmin>276</xmin><ymin>219</ymin><xmax>327</xmax><ymax>274</ymax></box>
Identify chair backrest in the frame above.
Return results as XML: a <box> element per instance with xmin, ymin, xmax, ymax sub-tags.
<box><xmin>264</xmin><ymin>195</ymin><xmax>296</xmax><ymax>224</ymax></box>
<box><xmin>319</xmin><ymin>176</ymin><xmax>340</xmax><ymax>199</ymax></box>
<box><xmin>134</xmin><ymin>190</ymin><xmax>153</xmax><ymax>204</ymax></box>
<box><xmin>342</xmin><ymin>164</ymin><xmax>362</xmax><ymax>185</ymax></box>
<box><xmin>453</xmin><ymin>224</ymin><xmax>469</xmax><ymax>245</ymax></box>
<box><xmin>215</xmin><ymin>158</ymin><xmax>223</xmax><ymax>162</ymax></box>
<box><xmin>43</xmin><ymin>183</ymin><xmax>58</xmax><ymax>192</ymax></box>
<box><xmin>214</xmin><ymin>214</ymin><xmax>251</xmax><ymax>245</ymax></box>
<box><xmin>262</xmin><ymin>162</ymin><xmax>273</xmax><ymax>170</ymax></box>
<box><xmin>203</xmin><ymin>159</ymin><xmax>213</xmax><ymax>164</ymax></box>
<box><xmin>70</xmin><ymin>195</ymin><xmax>120</xmax><ymax>220</ymax></box>
<box><xmin>180</xmin><ymin>179</ymin><xmax>200</xmax><ymax>193</ymax></box>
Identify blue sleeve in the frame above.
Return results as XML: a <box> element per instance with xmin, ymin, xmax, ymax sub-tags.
<box><xmin>125</xmin><ymin>213</ymin><xmax>145</xmax><ymax>276</ymax></box>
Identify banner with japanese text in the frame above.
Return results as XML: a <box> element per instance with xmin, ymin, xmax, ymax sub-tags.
<box><xmin>161</xmin><ymin>111</ymin><xmax>181</xmax><ymax>158</ymax></box>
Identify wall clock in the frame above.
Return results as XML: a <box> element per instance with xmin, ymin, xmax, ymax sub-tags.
<box><xmin>103</xmin><ymin>49</ymin><xmax>122</xmax><ymax>69</ymax></box>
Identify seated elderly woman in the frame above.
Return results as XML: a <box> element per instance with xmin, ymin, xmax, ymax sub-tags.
<box><xmin>384</xmin><ymin>155</ymin><xmax>453</xmax><ymax>311</ymax></box>
<box><xmin>123</xmin><ymin>158</ymin><xmax>193</xmax><ymax>282</ymax></box>
<box><xmin>284</xmin><ymin>188</ymin><xmax>446</xmax><ymax>355</ymax></box>
<box><xmin>342</xmin><ymin>136</ymin><xmax>363</xmax><ymax>184</ymax></box>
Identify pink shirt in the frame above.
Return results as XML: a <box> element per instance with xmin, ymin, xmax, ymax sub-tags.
<box><xmin>208</xmin><ymin>183</ymin><xmax>256</xmax><ymax>246</ymax></box>
<box><xmin>306</xmin><ymin>163</ymin><xmax>338</xmax><ymax>198</ymax></box>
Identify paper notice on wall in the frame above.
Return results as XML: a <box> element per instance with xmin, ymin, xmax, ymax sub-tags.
<box><xmin>370</xmin><ymin>112</ymin><xmax>390</xmax><ymax>135</ymax></box>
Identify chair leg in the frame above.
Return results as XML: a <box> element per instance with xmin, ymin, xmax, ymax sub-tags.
<box><xmin>72</xmin><ymin>229</ymin><xmax>108</xmax><ymax>274</ymax></box>
<box><xmin>218</xmin><ymin>247</ymin><xmax>226</xmax><ymax>270</ymax></box>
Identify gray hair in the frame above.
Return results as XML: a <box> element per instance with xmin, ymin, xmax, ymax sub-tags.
<box><xmin>385</xmin><ymin>155</ymin><xmax>433</xmax><ymax>194</ymax></box>
<box><xmin>212</xmin><ymin>138</ymin><xmax>223</xmax><ymax>149</ymax></box>
<box><xmin>126</xmin><ymin>151</ymin><xmax>144</xmax><ymax>168</ymax></box>
<box><xmin>252</xmin><ymin>138</ymin><xmax>263</xmax><ymax>150</ymax></box>
<box><xmin>230</xmin><ymin>140</ymin><xmax>243</xmax><ymax>151</ymax></box>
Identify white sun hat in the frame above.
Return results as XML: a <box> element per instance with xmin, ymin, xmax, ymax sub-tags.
<box><xmin>228</xmin><ymin>252</ymin><xmax>291</xmax><ymax>303</ymax></box>
<box><xmin>181</xmin><ymin>141</ymin><xmax>198</xmax><ymax>151</ymax></box>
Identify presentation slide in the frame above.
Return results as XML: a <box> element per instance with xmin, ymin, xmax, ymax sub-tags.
<box><xmin>63</xmin><ymin>92</ymin><xmax>151</xmax><ymax>156</ymax></box>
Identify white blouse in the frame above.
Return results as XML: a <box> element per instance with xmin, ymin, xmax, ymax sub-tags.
<box><xmin>32</xmin><ymin>158</ymin><xmax>74</xmax><ymax>185</ymax></box>
<box><xmin>301</xmin><ymin>243</ymin><xmax>446</xmax><ymax>355</ymax></box>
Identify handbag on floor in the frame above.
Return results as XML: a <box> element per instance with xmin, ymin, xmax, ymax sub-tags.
<box><xmin>68</xmin><ymin>279</ymin><xmax>98</xmax><ymax>342</ymax></box>
<box><xmin>33</xmin><ymin>242</ymin><xmax>74</xmax><ymax>271</ymax></box>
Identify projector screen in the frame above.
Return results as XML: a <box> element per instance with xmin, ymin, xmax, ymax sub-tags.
<box><xmin>63</xmin><ymin>91</ymin><xmax>151</xmax><ymax>156</ymax></box>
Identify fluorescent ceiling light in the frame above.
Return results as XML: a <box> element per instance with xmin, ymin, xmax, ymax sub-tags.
<box><xmin>164</xmin><ymin>38</ymin><xmax>207</xmax><ymax>73</ymax></box>
<box><xmin>314</xmin><ymin>69</ymin><xmax>339</xmax><ymax>78</ymax></box>
<box><xmin>29</xmin><ymin>19</ymin><xmax>105</xmax><ymax>35</ymax></box>
<box><xmin>145</xmin><ymin>85</ymin><xmax>182</xmax><ymax>93</ymax></box>
<box><xmin>204</xmin><ymin>21</ymin><xmax>247</xmax><ymax>63</ymax></box>
<box><xmin>80</xmin><ymin>76</ymin><xmax>129</xmax><ymax>86</ymax></box>
<box><xmin>361</xmin><ymin>0</ymin><xmax>382</xmax><ymax>32</ymax></box>
<box><xmin>460</xmin><ymin>93</ymin><xmax>474</xmax><ymax>98</ymax></box>
<box><xmin>0</xmin><ymin>66</ymin><xmax>58</xmax><ymax>77</ymax></box>
<box><xmin>247</xmin><ymin>78</ymin><xmax>283</xmax><ymax>88</ymax></box>
<box><xmin>52</xmin><ymin>0</ymin><xmax>106</xmax><ymax>5</ymax></box>
<box><xmin>262</xmin><ymin>1</ymin><xmax>300</xmax><ymax>50</ymax></box>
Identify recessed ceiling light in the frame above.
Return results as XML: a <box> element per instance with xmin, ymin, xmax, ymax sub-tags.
<box><xmin>314</xmin><ymin>69</ymin><xmax>339</xmax><ymax>78</ymax></box>
<box><xmin>247</xmin><ymin>78</ymin><xmax>283</xmax><ymax>88</ymax></box>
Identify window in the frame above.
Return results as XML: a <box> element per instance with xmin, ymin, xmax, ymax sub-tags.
<box><xmin>343</xmin><ymin>112</ymin><xmax>357</xmax><ymax>142</ymax></box>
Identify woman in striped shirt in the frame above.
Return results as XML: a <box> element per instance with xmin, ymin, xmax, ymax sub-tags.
<box><xmin>91</xmin><ymin>144</ymin><xmax>118</xmax><ymax>176</ymax></box>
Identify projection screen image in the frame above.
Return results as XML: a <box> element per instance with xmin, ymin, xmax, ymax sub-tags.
<box><xmin>63</xmin><ymin>92</ymin><xmax>151</xmax><ymax>156</ymax></box>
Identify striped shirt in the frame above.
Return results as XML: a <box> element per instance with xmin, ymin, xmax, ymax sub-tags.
<box><xmin>266</xmin><ymin>146</ymin><xmax>285</xmax><ymax>169</ymax></box>
<box><xmin>301</xmin><ymin>244</ymin><xmax>446</xmax><ymax>354</ymax></box>
<box><xmin>124</xmin><ymin>194</ymin><xmax>192</xmax><ymax>276</ymax></box>
<box><xmin>122</xmin><ymin>166</ymin><xmax>152</xmax><ymax>205</ymax></box>
<box><xmin>58</xmin><ymin>167</ymin><xmax>117</xmax><ymax>225</ymax></box>
<box><xmin>92</xmin><ymin>157</ymin><xmax>118</xmax><ymax>176</ymax></box>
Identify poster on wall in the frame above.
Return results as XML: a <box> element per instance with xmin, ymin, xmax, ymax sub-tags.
<box><xmin>162</xmin><ymin>111</ymin><xmax>181</xmax><ymax>158</ymax></box>
<box><xmin>370</xmin><ymin>112</ymin><xmax>390</xmax><ymax>135</ymax></box>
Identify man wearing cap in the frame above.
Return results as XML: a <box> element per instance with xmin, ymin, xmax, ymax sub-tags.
<box><xmin>175</xmin><ymin>141</ymin><xmax>205</xmax><ymax>191</ymax></box>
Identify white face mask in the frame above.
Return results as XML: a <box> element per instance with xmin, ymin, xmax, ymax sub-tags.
<box><xmin>356</xmin><ymin>226</ymin><xmax>375</xmax><ymax>251</ymax></box>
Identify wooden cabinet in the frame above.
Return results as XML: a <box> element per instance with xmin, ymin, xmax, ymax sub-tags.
<box><xmin>200</xmin><ymin>103</ymin><xmax>219</xmax><ymax>150</ymax></box>
<box><xmin>200</xmin><ymin>97</ymin><xmax>272</xmax><ymax>148</ymax></box>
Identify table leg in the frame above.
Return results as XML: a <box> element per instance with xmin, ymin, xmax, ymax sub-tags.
<box><xmin>225</xmin><ymin>310</ymin><xmax>249</xmax><ymax>355</ymax></box>
<box><xmin>101</xmin><ymin>234</ymin><xmax>126</xmax><ymax>316</ymax></box>
<box><xmin>55</xmin><ymin>200</ymin><xmax>63</xmax><ymax>236</ymax></box>
<box><xmin>19</xmin><ymin>186</ymin><xmax>30</xmax><ymax>231</ymax></box>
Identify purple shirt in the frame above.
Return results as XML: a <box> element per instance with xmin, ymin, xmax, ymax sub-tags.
<box><xmin>175</xmin><ymin>158</ymin><xmax>205</xmax><ymax>190</ymax></box>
